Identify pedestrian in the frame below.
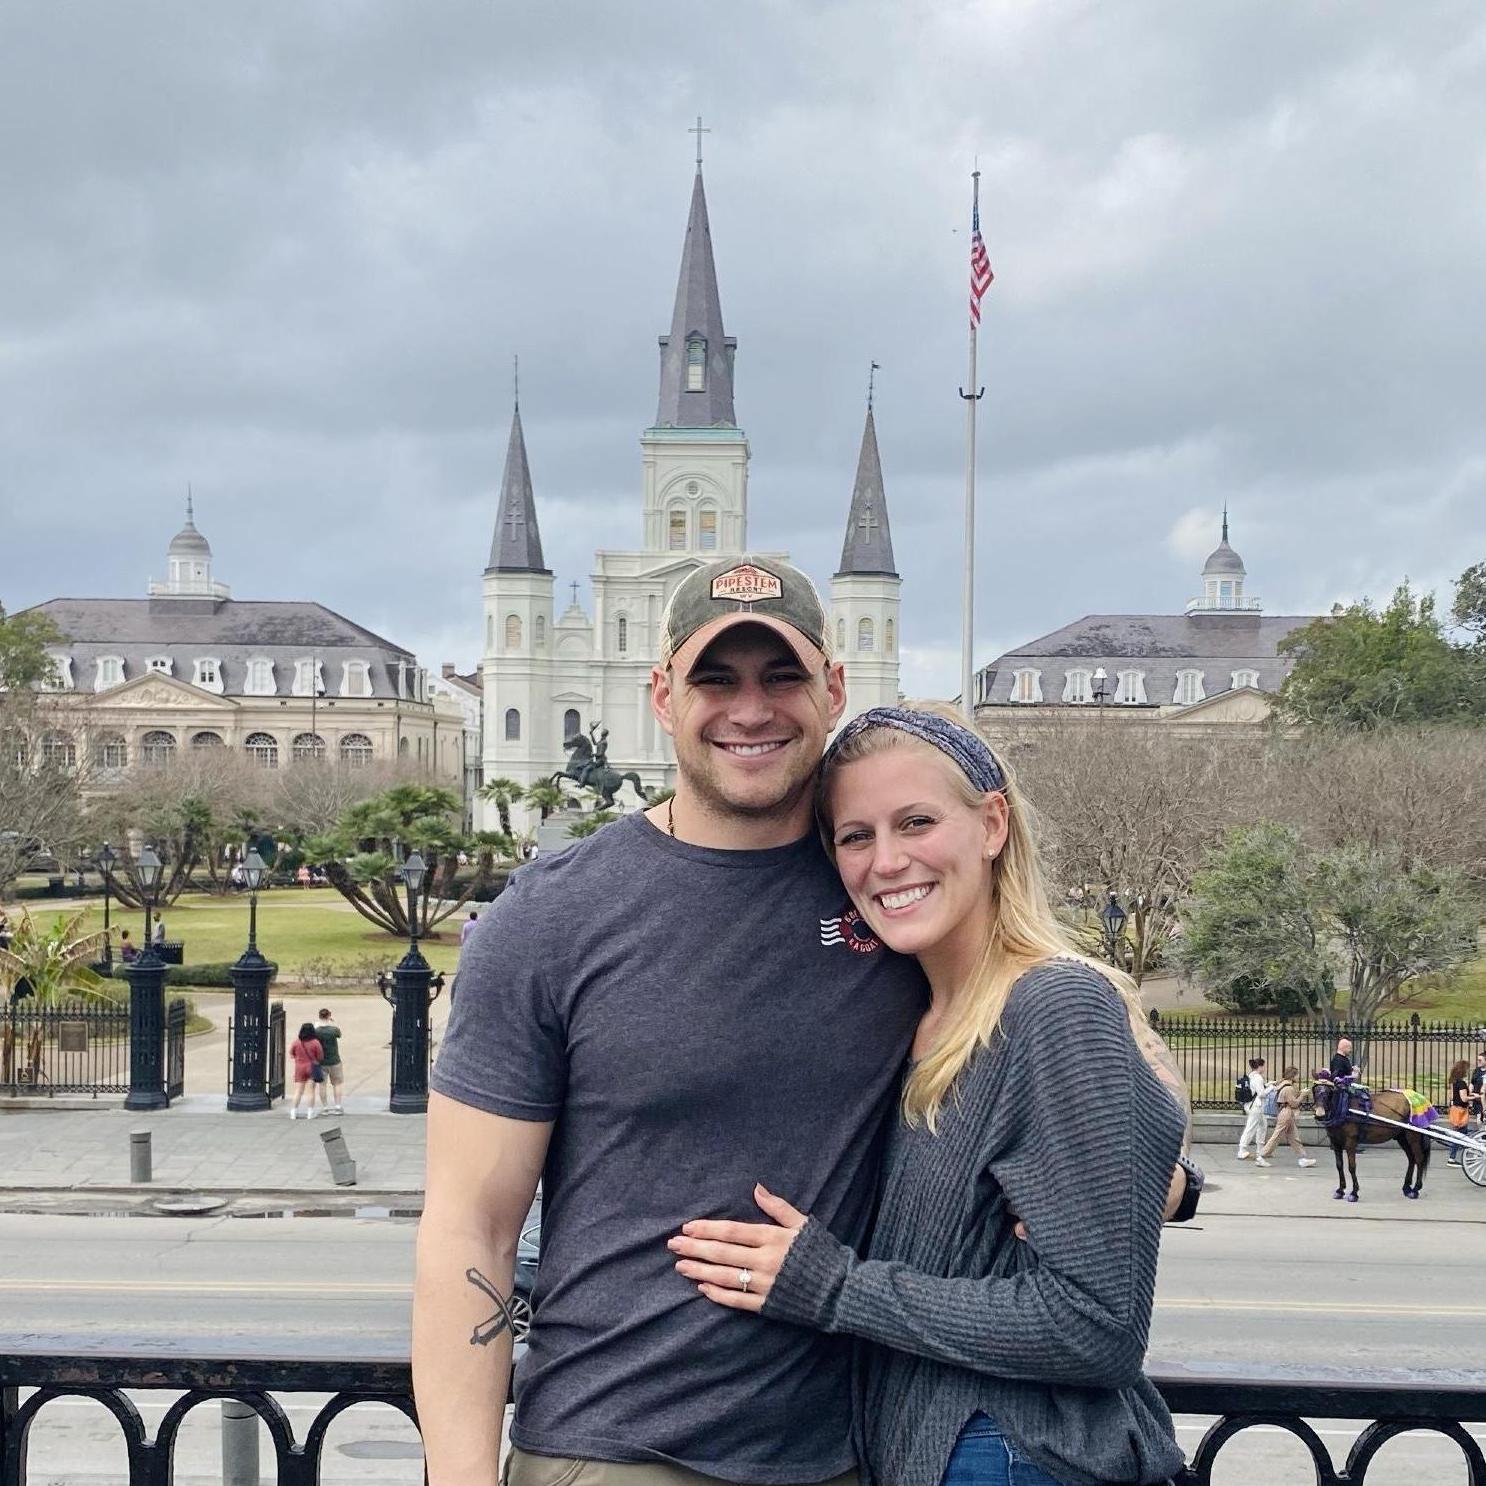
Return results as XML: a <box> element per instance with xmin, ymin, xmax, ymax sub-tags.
<box><xmin>413</xmin><ymin>559</ymin><xmax>1198</xmax><ymax>1486</ymax></box>
<box><xmin>459</xmin><ymin>910</ymin><xmax>478</xmax><ymax>947</ymax></box>
<box><xmin>314</xmin><ymin>1007</ymin><xmax>344</xmax><ymax>1115</ymax></box>
<box><xmin>1260</xmin><ymin>1066</ymin><xmax>1317</xmax><ymax>1166</ymax></box>
<box><xmin>1469</xmin><ymin>1050</ymin><xmax>1486</xmax><ymax>1127</ymax></box>
<box><xmin>152</xmin><ymin>914</ymin><xmax>166</xmax><ymax>946</ymax></box>
<box><xmin>1237</xmin><ymin>1056</ymin><xmax>1270</xmax><ymax>1162</ymax></box>
<box><xmin>288</xmin><ymin>1021</ymin><xmax>324</xmax><ymax>1120</ymax></box>
<box><xmin>673</xmin><ymin>703</ymin><xmax>1191</xmax><ymax>1486</ymax></box>
<box><xmin>1446</xmin><ymin>1059</ymin><xmax>1472</xmax><ymax>1164</ymax></box>
<box><xmin>119</xmin><ymin>930</ymin><xmax>138</xmax><ymax>963</ymax></box>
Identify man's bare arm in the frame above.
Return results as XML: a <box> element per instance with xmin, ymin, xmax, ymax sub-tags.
<box><xmin>413</xmin><ymin>1092</ymin><xmax>552</xmax><ymax>1486</ymax></box>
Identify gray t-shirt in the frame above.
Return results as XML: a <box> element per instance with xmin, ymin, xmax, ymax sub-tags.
<box><xmin>431</xmin><ymin>813</ymin><xmax>925</xmax><ymax>1484</ymax></box>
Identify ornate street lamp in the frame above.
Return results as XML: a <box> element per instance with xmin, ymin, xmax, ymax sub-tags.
<box><xmin>380</xmin><ymin>849</ymin><xmax>443</xmax><ymax>1114</ymax></box>
<box><xmin>96</xmin><ymin>842</ymin><xmax>117</xmax><ymax>969</ymax></box>
<box><xmin>124</xmin><ymin>845</ymin><xmax>168</xmax><ymax>1112</ymax></box>
<box><xmin>1100</xmin><ymin>892</ymin><xmax>1127</xmax><ymax>968</ymax></box>
<box><xmin>228</xmin><ymin>849</ymin><xmax>274</xmax><ymax>1112</ymax></box>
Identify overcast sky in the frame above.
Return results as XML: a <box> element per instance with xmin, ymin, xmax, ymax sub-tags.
<box><xmin>3</xmin><ymin>1</ymin><xmax>1483</xmax><ymax>696</ymax></box>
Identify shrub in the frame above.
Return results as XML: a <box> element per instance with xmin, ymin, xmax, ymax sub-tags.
<box><xmin>109</xmin><ymin>961</ymin><xmax>278</xmax><ymax>988</ymax></box>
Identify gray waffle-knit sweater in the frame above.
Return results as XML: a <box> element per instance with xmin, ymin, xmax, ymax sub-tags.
<box><xmin>763</xmin><ymin>960</ymin><xmax>1186</xmax><ymax>1486</ymax></box>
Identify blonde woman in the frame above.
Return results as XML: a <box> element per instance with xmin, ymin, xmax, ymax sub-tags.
<box><xmin>670</xmin><ymin>706</ymin><xmax>1188</xmax><ymax>1486</ymax></box>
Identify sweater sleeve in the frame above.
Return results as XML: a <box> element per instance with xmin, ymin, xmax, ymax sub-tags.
<box><xmin>763</xmin><ymin>964</ymin><xmax>1184</xmax><ymax>1390</ymax></box>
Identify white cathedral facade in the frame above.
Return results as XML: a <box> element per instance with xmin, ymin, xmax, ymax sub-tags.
<box><xmin>477</xmin><ymin>161</ymin><xmax>902</xmax><ymax>835</ymax></box>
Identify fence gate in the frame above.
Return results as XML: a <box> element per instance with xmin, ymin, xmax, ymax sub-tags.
<box><xmin>0</xmin><ymin>1001</ymin><xmax>130</xmax><ymax>1097</ymax></box>
<box><xmin>165</xmin><ymin>999</ymin><xmax>187</xmax><ymax>1104</ymax></box>
<box><xmin>268</xmin><ymin>1001</ymin><xmax>286</xmax><ymax>1100</ymax></box>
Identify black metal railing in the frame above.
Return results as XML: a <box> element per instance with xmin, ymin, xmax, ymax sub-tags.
<box><xmin>2</xmin><ymin>1347</ymin><xmax>1483</xmax><ymax>1485</ymax></box>
<box><xmin>0</xmin><ymin>1000</ymin><xmax>130</xmax><ymax>1097</ymax></box>
<box><xmin>1151</xmin><ymin>1010</ymin><xmax>1485</xmax><ymax>1110</ymax></box>
<box><xmin>268</xmin><ymin>1000</ymin><xmax>286</xmax><ymax>1100</ymax></box>
<box><xmin>165</xmin><ymin>998</ymin><xmax>187</xmax><ymax>1103</ymax></box>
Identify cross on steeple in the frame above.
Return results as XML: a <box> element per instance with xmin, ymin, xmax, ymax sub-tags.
<box><xmin>569</xmin><ymin>580</ymin><xmax>580</xmax><ymax>607</ymax></box>
<box><xmin>688</xmin><ymin>115</ymin><xmax>710</xmax><ymax>169</ymax></box>
<box><xmin>857</xmin><ymin>506</ymin><xmax>880</xmax><ymax>542</ymax></box>
<box><xmin>867</xmin><ymin>361</ymin><xmax>880</xmax><ymax>410</ymax></box>
<box><xmin>505</xmin><ymin>505</ymin><xmax>525</xmax><ymax>539</ymax></box>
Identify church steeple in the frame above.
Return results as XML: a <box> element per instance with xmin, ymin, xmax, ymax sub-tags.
<box><xmin>835</xmin><ymin>406</ymin><xmax>897</xmax><ymax>578</ymax></box>
<box><xmin>655</xmin><ymin>153</ymin><xmax>737</xmax><ymax>429</ymax></box>
<box><xmin>487</xmin><ymin>402</ymin><xmax>549</xmax><ymax>574</ymax></box>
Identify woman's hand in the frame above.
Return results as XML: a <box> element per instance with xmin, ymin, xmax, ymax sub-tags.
<box><xmin>669</xmin><ymin>1183</ymin><xmax>807</xmax><ymax>1313</ymax></box>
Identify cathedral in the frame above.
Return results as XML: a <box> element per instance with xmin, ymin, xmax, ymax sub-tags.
<box><xmin>478</xmin><ymin>158</ymin><xmax>902</xmax><ymax>833</ymax></box>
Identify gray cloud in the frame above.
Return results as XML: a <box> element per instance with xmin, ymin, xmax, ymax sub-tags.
<box><xmin>3</xmin><ymin>1</ymin><xmax>1483</xmax><ymax>695</ymax></box>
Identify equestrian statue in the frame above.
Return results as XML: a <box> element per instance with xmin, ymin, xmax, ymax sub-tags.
<box><xmin>552</xmin><ymin>724</ymin><xmax>650</xmax><ymax>811</ymax></box>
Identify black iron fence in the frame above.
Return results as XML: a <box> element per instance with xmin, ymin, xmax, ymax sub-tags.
<box><xmin>165</xmin><ymin>998</ymin><xmax>186</xmax><ymax>1103</ymax></box>
<box><xmin>268</xmin><ymin>1001</ymin><xmax>286</xmax><ymax>1100</ymax></box>
<box><xmin>1151</xmin><ymin>1010</ymin><xmax>1486</xmax><ymax>1111</ymax></box>
<box><xmin>2</xmin><ymin>1347</ymin><xmax>1483</xmax><ymax>1485</ymax></box>
<box><xmin>0</xmin><ymin>1000</ymin><xmax>130</xmax><ymax>1097</ymax></box>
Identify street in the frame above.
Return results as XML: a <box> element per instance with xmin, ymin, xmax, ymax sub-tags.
<box><xmin>2</xmin><ymin>1170</ymin><xmax>1483</xmax><ymax>1485</ymax></box>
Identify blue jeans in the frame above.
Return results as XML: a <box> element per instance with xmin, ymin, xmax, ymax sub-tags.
<box><xmin>940</xmin><ymin>1414</ymin><xmax>1066</xmax><ymax>1486</ymax></box>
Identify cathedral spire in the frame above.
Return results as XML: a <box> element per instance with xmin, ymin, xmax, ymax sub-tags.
<box><xmin>487</xmin><ymin>401</ymin><xmax>549</xmax><ymax>574</ymax></box>
<box><xmin>836</xmin><ymin>403</ymin><xmax>897</xmax><ymax>578</ymax></box>
<box><xmin>655</xmin><ymin>154</ymin><xmax>737</xmax><ymax>429</ymax></box>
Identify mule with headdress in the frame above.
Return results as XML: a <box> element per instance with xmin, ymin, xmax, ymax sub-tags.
<box><xmin>551</xmin><ymin>727</ymin><xmax>650</xmax><ymax>811</ymax></box>
<box><xmin>1310</xmin><ymin>1071</ymin><xmax>1435</xmax><ymax>1202</ymax></box>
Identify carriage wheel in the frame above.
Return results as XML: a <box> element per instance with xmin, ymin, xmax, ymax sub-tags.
<box><xmin>1460</xmin><ymin>1141</ymin><xmax>1486</xmax><ymax>1189</ymax></box>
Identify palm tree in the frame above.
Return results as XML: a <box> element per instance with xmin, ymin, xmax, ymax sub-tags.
<box><xmin>0</xmin><ymin>911</ymin><xmax>110</xmax><ymax>1006</ymax></box>
<box><xmin>522</xmin><ymin>781</ymin><xmax>569</xmax><ymax>821</ymax></box>
<box><xmin>567</xmin><ymin>811</ymin><xmax>618</xmax><ymax>839</ymax></box>
<box><xmin>479</xmin><ymin>777</ymin><xmax>526</xmax><ymax>836</ymax></box>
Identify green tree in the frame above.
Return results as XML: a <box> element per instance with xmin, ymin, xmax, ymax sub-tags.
<box><xmin>1175</xmin><ymin>822</ymin><xmax>1479</xmax><ymax>1026</ymax></box>
<box><xmin>1451</xmin><ymin>561</ymin><xmax>1486</xmax><ymax>643</ymax></box>
<box><xmin>1277</xmin><ymin>581</ymin><xmax>1481</xmax><ymax>728</ymax></box>
<box><xmin>306</xmin><ymin>784</ymin><xmax>502</xmax><ymax>936</ymax></box>
<box><xmin>479</xmin><ymin>776</ymin><xmax>526</xmax><ymax>835</ymax></box>
<box><xmin>567</xmin><ymin>811</ymin><xmax>618</xmax><ymax>839</ymax></box>
<box><xmin>0</xmin><ymin>604</ymin><xmax>62</xmax><ymax>691</ymax></box>
<box><xmin>521</xmin><ymin>781</ymin><xmax>570</xmax><ymax>821</ymax></box>
<box><xmin>0</xmin><ymin>911</ymin><xmax>110</xmax><ymax>1005</ymax></box>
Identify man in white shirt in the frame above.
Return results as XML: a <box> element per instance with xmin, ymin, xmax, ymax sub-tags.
<box><xmin>1237</xmin><ymin>1057</ymin><xmax>1270</xmax><ymax>1165</ymax></box>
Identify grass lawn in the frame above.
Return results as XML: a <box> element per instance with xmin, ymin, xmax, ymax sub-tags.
<box><xmin>1383</xmin><ymin>954</ymin><xmax>1486</xmax><ymax>1024</ymax></box>
<box><xmin>16</xmin><ymin>888</ymin><xmax>468</xmax><ymax>986</ymax></box>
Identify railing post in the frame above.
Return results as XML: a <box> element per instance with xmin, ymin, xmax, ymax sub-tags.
<box><xmin>227</xmin><ymin>948</ymin><xmax>274</xmax><ymax>1112</ymax></box>
<box><xmin>124</xmin><ymin>949</ymin><xmax>168</xmax><ymax>1112</ymax></box>
<box><xmin>221</xmin><ymin>1398</ymin><xmax>260</xmax><ymax>1484</ymax></box>
<box><xmin>1</xmin><ymin>1383</ymin><xmax>30</xmax><ymax>1485</ymax></box>
<box><xmin>1410</xmin><ymin>1011</ymin><xmax>1421</xmax><ymax>1096</ymax></box>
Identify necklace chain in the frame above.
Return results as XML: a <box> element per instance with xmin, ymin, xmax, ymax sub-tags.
<box><xmin>667</xmin><ymin>794</ymin><xmax>676</xmax><ymax>837</ymax></box>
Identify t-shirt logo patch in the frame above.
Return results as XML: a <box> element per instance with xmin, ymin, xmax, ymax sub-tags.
<box><xmin>711</xmin><ymin>564</ymin><xmax>783</xmax><ymax>604</ymax></box>
<box><xmin>819</xmin><ymin>906</ymin><xmax>881</xmax><ymax>954</ymax></box>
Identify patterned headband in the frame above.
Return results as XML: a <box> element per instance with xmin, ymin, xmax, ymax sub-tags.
<box><xmin>824</xmin><ymin>706</ymin><xmax>1007</xmax><ymax>794</ymax></box>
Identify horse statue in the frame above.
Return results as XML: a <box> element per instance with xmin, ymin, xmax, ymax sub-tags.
<box><xmin>1311</xmin><ymin>1072</ymin><xmax>1434</xmax><ymax>1202</ymax></box>
<box><xmin>551</xmin><ymin>725</ymin><xmax>650</xmax><ymax>811</ymax></box>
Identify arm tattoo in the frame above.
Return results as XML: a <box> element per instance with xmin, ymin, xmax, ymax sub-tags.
<box><xmin>465</xmin><ymin>1267</ymin><xmax>518</xmax><ymax>1347</ymax></box>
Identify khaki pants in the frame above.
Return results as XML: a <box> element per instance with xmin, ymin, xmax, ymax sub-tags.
<box><xmin>506</xmin><ymin>1445</ymin><xmax>859</xmax><ymax>1486</ymax></box>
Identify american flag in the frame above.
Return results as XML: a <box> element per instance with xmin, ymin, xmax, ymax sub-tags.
<box><xmin>969</xmin><ymin>200</ymin><xmax>993</xmax><ymax>326</ymax></box>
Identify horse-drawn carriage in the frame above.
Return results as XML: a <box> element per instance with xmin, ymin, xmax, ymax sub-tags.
<box><xmin>1311</xmin><ymin>1071</ymin><xmax>1486</xmax><ymax>1200</ymax></box>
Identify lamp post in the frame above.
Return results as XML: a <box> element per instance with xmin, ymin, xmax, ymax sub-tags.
<box><xmin>124</xmin><ymin>845</ymin><xmax>168</xmax><ymax>1112</ymax></box>
<box><xmin>379</xmin><ymin>850</ymin><xmax>444</xmax><ymax>1114</ymax></box>
<box><xmin>1100</xmin><ymin>891</ymin><xmax>1127</xmax><ymax>970</ymax></box>
<box><xmin>1091</xmin><ymin>667</ymin><xmax>1109</xmax><ymax>722</ymax></box>
<box><xmin>97</xmin><ymin>842</ymin><xmax>117</xmax><ymax>970</ymax></box>
<box><xmin>227</xmin><ymin>849</ymin><xmax>273</xmax><ymax>1112</ymax></box>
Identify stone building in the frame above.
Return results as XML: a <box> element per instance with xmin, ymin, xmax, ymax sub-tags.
<box><xmin>477</xmin><ymin>157</ymin><xmax>903</xmax><ymax>833</ymax></box>
<box><xmin>972</xmin><ymin>514</ymin><xmax>1323</xmax><ymax>736</ymax></box>
<box><xmin>20</xmin><ymin>502</ymin><xmax>465</xmax><ymax>786</ymax></box>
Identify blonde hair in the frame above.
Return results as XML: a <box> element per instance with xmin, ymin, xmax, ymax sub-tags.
<box><xmin>819</xmin><ymin>702</ymin><xmax>1188</xmax><ymax>1135</ymax></box>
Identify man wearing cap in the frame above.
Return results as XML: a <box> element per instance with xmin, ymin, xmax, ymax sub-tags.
<box><xmin>413</xmin><ymin>555</ymin><xmax>926</xmax><ymax>1486</ymax></box>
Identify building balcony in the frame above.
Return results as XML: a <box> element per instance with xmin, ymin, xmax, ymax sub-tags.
<box><xmin>1184</xmin><ymin>595</ymin><xmax>1262</xmax><ymax>614</ymax></box>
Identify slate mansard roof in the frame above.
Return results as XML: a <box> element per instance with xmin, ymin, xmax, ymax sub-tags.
<box><xmin>27</xmin><ymin>597</ymin><xmax>419</xmax><ymax>699</ymax></box>
<box><xmin>977</xmin><ymin>612</ymin><xmax>1318</xmax><ymax>705</ymax></box>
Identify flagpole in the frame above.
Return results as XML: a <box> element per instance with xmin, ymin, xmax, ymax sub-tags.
<box><xmin>959</xmin><ymin>169</ymin><xmax>985</xmax><ymax>721</ymax></box>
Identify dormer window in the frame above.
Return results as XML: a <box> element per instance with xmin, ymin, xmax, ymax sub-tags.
<box><xmin>193</xmin><ymin>658</ymin><xmax>223</xmax><ymax>693</ymax></box>
<box><xmin>1232</xmin><ymin>668</ymin><xmax>1260</xmax><ymax>690</ymax></box>
<box><xmin>1116</xmin><ymin>670</ymin><xmax>1147</xmax><ymax>705</ymax></box>
<box><xmin>685</xmin><ymin>337</ymin><xmax>706</xmax><ymax>392</ymax></box>
<box><xmin>1010</xmin><ymin>668</ymin><xmax>1042</xmax><ymax>703</ymax></box>
<box><xmin>1174</xmin><ymin>669</ymin><xmax>1205</xmax><ymax>706</ymax></box>
<box><xmin>340</xmin><ymin>660</ymin><xmax>372</xmax><ymax>698</ymax></box>
<box><xmin>94</xmin><ymin>656</ymin><xmax>125</xmax><ymax>692</ymax></box>
<box><xmin>146</xmin><ymin>656</ymin><xmax>172</xmax><ymax>678</ymax></box>
<box><xmin>292</xmin><ymin>658</ymin><xmax>325</xmax><ymax>697</ymax></box>
<box><xmin>245</xmin><ymin>657</ymin><xmax>275</xmax><ymax>696</ymax></box>
<box><xmin>1063</xmin><ymin>669</ymin><xmax>1091</xmax><ymax>704</ymax></box>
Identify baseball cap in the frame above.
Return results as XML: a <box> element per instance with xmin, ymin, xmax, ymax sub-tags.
<box><xmin>659</xmin><ymin>555</ymin><xmax>832</xmax><ymax>676</ymax></box>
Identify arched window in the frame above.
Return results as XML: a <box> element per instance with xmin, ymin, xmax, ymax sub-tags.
<box><xmin>885</xmin><ymin>618</ymin><xmax>896</xmax><ymax>655</ymax></box>
<box><xmin>94</xmin><ymin>732</ymin><xmax>128</xmax><ymax>769</ymax></box>
<box><xmin>3</xmin><ymin>731</ymin><xmax>28</xmax><ymax>768</ymax></box>
<box><xmin>505</xmin><ymin>614</ymin><xmax>523</xmax><ymax>649</ymax></box>
<box><xmin>398</xmin><ymin>736</ymin><xmax>410</xmax><ymax>758</ymax></box>
<box><xmin>1011</xmin><ymin>669</ymin><xmax>1042</xmax><ymax>704</ymax></box>
<box><xmin>245</xmin><ymin>657</ymin><xmax>274</xmax><ymax>695</ymax></box>
<box><xmin>504</xmin><ymin>708</ymin><xmax>521</xmax><ymax>742</ymax></box>
<box><xmin>245</xmin><ymin>732</ymin><xmax>279</xmax><ymax>768</ymax></box>
<box><xmin>563</xmin><ymin>709</ymin><xmax>581</xmax><ymax>741</ymax></box>
<box><xmin>293</xmin><ymin>732</ymin><xmax>327</xmax><ymax>762</ymax></box>
<box><xmin>486</xmin><ymin>615</ymin><xmax>494</xmax><ymax>651</ymax></box>
<box><xmin>94</xmin><ymin>656</ymin><xmax>125</xmax><ymax>691</ymax></box>
<box><xmin>698</xmin><ymin>509</ymin><xmax>718</xmax><ymax>551</ymax></box>
<box><xmin>141</xmin><ymin>730</ymin><xmax>176</xmax><ymax>766</ymax></box>
<box><xmin>1174</xmin><ymin>670</ymin><xmax>1205</xmax><ymax>706</ymax></box>
<box><xmin>340</xmin><ymin>733</ymin><xmax>373</xmax><ymax>767</ymax></box>
<box><xmin>1115</xmin><ymin>670</ymin><xmax>1146</xmax><ymax>705</ymax></box>
<box><xmin>836</xmin><ymin>618</ymin><xmax>846</xmax><ymax>652</ymax></box>
<box><xmin>857</xmin><ymin>618</ymin><xmax>875</xmax><ymax>652</ymax></box>
<box><xmin>192</xmin><ymin>658</ymin><xmax>222</xmax><ymax>692</ymax></box>
<box><xmin>1063</xmin><ymin>670</ymin><xmax>1091</xmax><ymax>704</ymax></box>
<box><xmin>41</xmin><ymin>731</ymin><xmax>77</xmax><ymax>768</ymax></box>
<box><xmin>191</xmin><ymin>731</ymin><xmax>225</xmax><ymax>751</ymax></box>
<box><xmin>1231</xmin><ymin>669</ymin><xmax>1260</xmax><ymax>690</ymax></box>
<box><xmin>686</xmin><ymin>336</ymin><xmax>706</xmax><ymax>392</ymax></box>
<box><xmin>617</xmin><ymin>616</ymin><xmax>628</xmax><ymax>654</ymax></box>
<box><xmin>535</xmin><ymin>614</ymin><xmax>546</xmax><ymax>646</ymax></box>
<box><xmin>668</xmin><ymin>508</ymin><xmax>687</xmax><ymax>550</ymax></box>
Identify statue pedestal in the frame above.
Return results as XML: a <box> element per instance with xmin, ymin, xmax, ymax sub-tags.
<box><xmin>536</xmin><ymin>808</ymin><xmax>587</xmax><ymax>859</ymax></box>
